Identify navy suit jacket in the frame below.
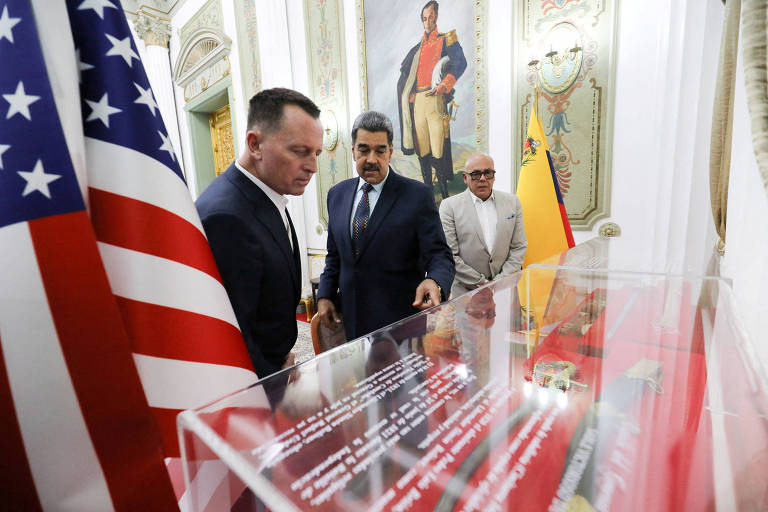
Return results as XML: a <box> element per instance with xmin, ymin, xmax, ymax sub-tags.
<box><xmin>318</xmin><ymin>169</ymin><xmax>454</xmax><ymax>340</ymax></box>
<box><xmin>196</xmin><ymin>164</ymin><xmax>301</xmax><ymax>378</ymax></box>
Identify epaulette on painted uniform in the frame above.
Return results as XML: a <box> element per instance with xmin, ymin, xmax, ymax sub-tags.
<box><xmin>444</xmin><ymin>29</ymin><xmax>458</xmax><ymax>46</ymax></box>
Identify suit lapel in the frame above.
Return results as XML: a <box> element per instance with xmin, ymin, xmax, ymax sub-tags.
<box><xmin>227</xmin><ymin>167</ymin><xmax>298</xmax><ymax>289</ymax></box>
<box><xmin>490</xmin><ymin>192</ymin><xmax>512</xmax><ymax>261</ymax></box>
<box><xmin>334</xmin><ymin>179</ymin><xmax>358</xmax><ymax>260</ymax></box>
<box><xmin>462</xmin><ymin>189</ymin><xmax>489</xmax><ymax>255</ymax></box>
<box><xmin>493</xmin><ymin>193</ymin><xmax>517</xmax><ymax>259</ymax></box>
<box><xmin>356</xmin><ymin>169</ymin><xmax>402</xmax><ymax>260</ymax></box>
<box><xmin>286</xmin><ymin>209</ymin><xmax>301</xmax><ymax>294</ymax></box>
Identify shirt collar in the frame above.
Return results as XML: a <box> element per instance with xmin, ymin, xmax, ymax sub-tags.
<box><xmin>235</xmin><ymin>160</ymin><xmax>289</xmax><ymax>210</ymax></box>
<box><xmin>469</xmin><ymin>189</ymin><xmax>495</xmax><ymax>204</ymax></box>
<box><xmin>356</xmin><ymin>167</ymin><xmax>389</xmax><ymax>194</ymax></box>
<box><xmin>423</xmin><ymin>27</ymin><xmax>439</xmax><ymax>44</ymax></box>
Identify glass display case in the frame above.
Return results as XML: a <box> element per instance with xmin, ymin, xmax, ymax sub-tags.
<box><xmin>178</xmin><ymin>241</ymin><xmax>768</xmax><ymax>511</ymax></box>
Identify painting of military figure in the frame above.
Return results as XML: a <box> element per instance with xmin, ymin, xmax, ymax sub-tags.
<box><xmin>361</xmin><ymin>0</ymin><xmax>484</xmax><ymax>203</ymax></box>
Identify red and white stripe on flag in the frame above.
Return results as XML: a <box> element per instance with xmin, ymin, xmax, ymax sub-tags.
<box><xmin>0</xmin><ymin>216</ymin><xmax>179</xmax><ymax>510</ymax></box>
<box><xmin>0</xmin><ymin>0</ymin><xmax>181</xmax><ymax>507</ymax></box>
<box><xmin>0</xmin><ymin>0</ymin><xmax>258</xmax><ymax>509</ymax></box>
<box><xmin>56</xmin><ymin>0</ymin><xmax>259</xmax><ymax>460</ymax></box>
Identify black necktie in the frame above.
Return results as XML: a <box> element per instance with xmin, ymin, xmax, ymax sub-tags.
<box><xmin>351</xmin><ymin>183</ymin><xmax>373</xmax><ymax>256</ymax></box>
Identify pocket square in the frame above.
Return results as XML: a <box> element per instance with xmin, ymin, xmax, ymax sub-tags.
<box><xmin>506</xmin><ymin>214</ymin><xmax>516</xmax><ymax>219</ymax></box>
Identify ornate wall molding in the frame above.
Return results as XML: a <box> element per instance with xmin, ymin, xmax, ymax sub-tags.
<box><xmin>234</xmin><ymin>0</ymin><xmax>263</xmax><ymax>102</ymax></box>
<box><xmin>133</xmin><ymin>8</ymin><xmax>171</xmax><ymax>47</ymax></box>
<box><xmin>180</xmin><ymin>0</ymin><xmax>223</xmax><ymax>44</ymax></box>
<box><xmin>472</xmin><ymin>1</ymin><xmax>488</xmax><ymax>150</ymax></box>
<box><xmin>173</xmin><ymin>30</ymin><xmax>230</xmax><ymax>86</ymax></box>
<box><xmin>598</xmin><ymin>221</ymin><xmax>621</xmax><ymax>238</ymax></box>
<box><xmin>355</xmin><ymin>0</ymin><xmax>367</xmax><ymax>112</ymax></box>
<box><xmin>172</xmin><ymin>28</ymin><xmax>232</xmax><ymax>101</ymax></box>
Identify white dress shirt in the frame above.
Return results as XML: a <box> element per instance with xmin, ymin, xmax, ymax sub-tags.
<box><xmin>349</xmin><ymin>171</ymin><xmax>389</xmax><ymax>237</ymax></box>
<box><xmin>235</xmin><ymin>161</ymin><xmax>293</xmax><ymax>250</ymax></box>
<box><xmin>470</xmin><ymin>190</ymin><xmax>497</xmax><ymax>251</ymax></box>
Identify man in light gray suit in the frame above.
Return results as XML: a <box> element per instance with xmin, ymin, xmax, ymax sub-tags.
<box><xmin>439</xmin><ymin>152</ymin><xmax>527</xmax><ymax>297</ymax></box>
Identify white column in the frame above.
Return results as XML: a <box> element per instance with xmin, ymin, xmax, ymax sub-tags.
<box><xmin>133</xmin><ymin>10</ymin><xmax>184</xmax><ymax>174</ymax></box>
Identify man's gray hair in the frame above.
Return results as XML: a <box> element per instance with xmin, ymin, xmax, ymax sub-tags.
<box><xmin>351</xmin><ymin>111</ymin><xmax>393</xmax><ymax>145</ymax></box>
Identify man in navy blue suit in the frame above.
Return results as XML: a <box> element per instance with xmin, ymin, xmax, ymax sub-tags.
<box><xmin>316</xmin><ymin>111</ymin><xmax>455</xmax><ymax>340</ymax></box>
<box><xmin>196</xmin><ymin>88</ymin><xmax>323</xmax><ymax>378</ymax></box>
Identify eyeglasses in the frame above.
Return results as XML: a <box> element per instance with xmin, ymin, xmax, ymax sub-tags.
<box><xmin>465</xmin><ymin>169</ymin><xmax>496</xmax><ymax>180</ymax></box>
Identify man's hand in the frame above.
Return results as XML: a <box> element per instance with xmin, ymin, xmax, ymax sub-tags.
<box><xmin>282</xmin><ymin>352</ymin><xmax>296</xmax><ymax>369</ymax></box>
<box><xmin>316</xmin><ymin>298</ymin><xmax>343</xmax><ymax>329</ymax></box>
<box><xmin>412</xmin><ymin>278</ymin><xmax>442</xmax><ymax>310</ymax></box>
<box><xmin>428</xmin><ymin>82</ymin><xmax>448</xmax><ymax>96</ymax></box>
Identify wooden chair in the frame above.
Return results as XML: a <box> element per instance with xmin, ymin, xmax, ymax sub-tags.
<box><xmin>309</xmin><ymin>313</ymin><xmax>347</xmax><ymax>355</ymax></box>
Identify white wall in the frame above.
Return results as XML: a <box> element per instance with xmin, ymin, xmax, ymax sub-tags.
<box><xmin>487</xmin><ymin>0</ymin><xmax>513</xmax><ymax>194</ymax></box>
<box><xmin>570</xmin><ymin>0</ymin><xmax>720</xmax><ymax>276</ymax></box>
<box><xmin>256</xmin><ymin>0</ymin><xmax>295</xmax><ymax>92</ymax></box>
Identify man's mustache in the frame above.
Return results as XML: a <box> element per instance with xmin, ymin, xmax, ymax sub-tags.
<box><xmin>363</xmin><ymin>163</ymin><xmax>379</xmax><ymax>171</ymax></box>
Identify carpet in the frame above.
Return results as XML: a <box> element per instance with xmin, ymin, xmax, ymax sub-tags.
<box><xmin>291</xmin><ymin>320</ymin><xmax>315</xmax><ymax>364</ymax></box>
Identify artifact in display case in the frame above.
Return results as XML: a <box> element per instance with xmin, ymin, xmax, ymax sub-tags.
<box><xmin>179</xmin><ymin>262</ymin><xmax>768</xmax><ymax>511</ymax></box>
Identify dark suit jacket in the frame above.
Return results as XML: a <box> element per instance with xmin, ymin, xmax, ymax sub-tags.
<box><xmin>196</xmin><ymin>164</ymin><xmax>300</xmax><ymax>378</ymax></box>
<box><xmin>318</xmin><ymin>170</ymin><xmax>454</xmax><ymax>340</ymax></box>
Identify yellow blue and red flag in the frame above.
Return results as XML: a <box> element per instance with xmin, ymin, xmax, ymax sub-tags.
<box><xmin>517</xmin><ymin>103</ymin><xmax>575</xmax><ymax>267</ymax></box>
<box><xmin>516</xmin><ymin>101</ymin><xmax>576</xmax><ymax>343</ymax></box>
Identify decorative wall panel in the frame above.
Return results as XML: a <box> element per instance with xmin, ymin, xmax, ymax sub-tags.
<box><xmin>515</xmin><ymin>0</ymin><xmax>618</xmax><ymax>230</ymax></box>
<box><xmin>180</xmin><ymin>0</ymin><xmax>222</xmax><ymax>44</ymax></box>
<box><xmin>304</xmin><ymin>0</ymin><xmax>351</xmax><ymax>227</ymax></box>
<box><xmin>234</xmin><ymin>0</ymin><xmax>263</xmax><ymax>103</ymax></box>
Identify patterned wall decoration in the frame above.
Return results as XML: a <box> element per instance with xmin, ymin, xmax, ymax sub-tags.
<box><xmin>180</xmin><ymin>0</ymin><xmax>222</xmax><ymax>44</ymax></box>
<box><xmin>515</xmin><ymin>0</ymin><xmax>618</xmax><ymax>230</ymax></box>
<box><xmin>356</xmin><ymin>0</ymin><xmax>488</xmax><ymax>205</ymax></box>
<box><xmin>304</xmin><ymin>0</ymin><xmax>352</xmax><ymax>227</ymax></box>
<box><xmin>234</xmin><ymin>0</ymin><xmax>263</xmax><ymax>102</ymax></box>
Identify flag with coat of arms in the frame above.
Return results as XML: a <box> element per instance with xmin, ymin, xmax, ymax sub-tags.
<box><xmin>516</xmin><ymin>99</ymin><xmax>576</xmax><ymax>336</ymax></box>
<box><xmin>516</xmin><ymin>100</ymin><xmax>575</xmax><ymax>267</ymax></box>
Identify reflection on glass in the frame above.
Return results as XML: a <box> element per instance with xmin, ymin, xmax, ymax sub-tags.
<box><xmin>179</xmin><ymin>240</ymin><xmax>768</xmax><ymax>511</ymax></box>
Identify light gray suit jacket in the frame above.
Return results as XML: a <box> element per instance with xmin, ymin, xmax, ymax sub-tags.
<box><xmin>439</xmin><ymin>189</ymin><xmax>527</xmax><ymax>297</ymax></box>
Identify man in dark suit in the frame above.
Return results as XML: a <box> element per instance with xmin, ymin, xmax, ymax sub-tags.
<box><xmin>196</xmin><ymin>88</ymin><xmax>323</xmax><ymax>378</ymax></box>
<box><xmin>316</xmin><ymin>111</ymin><xmax>455</xmax><ymax>340</ymax></box>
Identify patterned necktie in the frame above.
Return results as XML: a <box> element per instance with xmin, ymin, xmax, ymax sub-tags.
<box><xmin>352</xmin><ymin>183</ymin><xmax>373</xmax><ymax>256</ymax></box>
<box><xmin>284</xmin><ymin>208</ymin><xmax>294</xmax><ymax>253</ymax></box>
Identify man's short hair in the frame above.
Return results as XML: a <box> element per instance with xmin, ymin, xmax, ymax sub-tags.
<box><xmin>351</xmin><ymin>111</ymin><xmax>393</xmax><ymax>145</ymax></box>
<box><xmin>422</xmin><ymin>1</ymin><xmax>439</xmax><ymax>17</ymax></box>
<box><xmin>247</xmin><ymin>87</ymin><xmax>320</xmax><ymax>135</ymax></box>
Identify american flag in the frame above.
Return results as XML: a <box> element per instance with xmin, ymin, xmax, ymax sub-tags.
<box><xmin>0</xmin><ymin>0</ymin><xmax>257</xmax><ymax>508</ymax></box>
